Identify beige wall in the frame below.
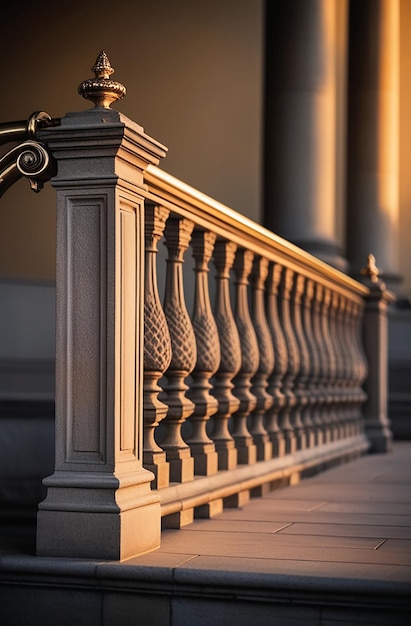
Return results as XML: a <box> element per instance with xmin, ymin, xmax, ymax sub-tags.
<box><xmin>0</xmin><ymin>0</ymin><xmax>263</xmax><ymax>280</ymax></box>
<box><xmin>1</xmin><ymin>0</ymin><xmax>411</xmax><ymax>295</ymax></box>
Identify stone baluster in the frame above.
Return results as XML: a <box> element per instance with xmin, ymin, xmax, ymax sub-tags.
<box><xmin>231</xmin><ymin>248</ymin><xmax>259</xmax><ymax>465</ymax></box>
<box><xmin>278</xmin><ymin>268</ymin><xmax>301</xmax><ymax>451</ymax></box>
<box><xmin>264</xmin><ymin>263</ymin><xmax>287</xmax><ymax>457</ymax></box>
<box><xmin>291</xmin><ymin>274</ymin><xmax>314</xmax><ymax>449</ymax></box>
<box><xmin>322</xmin><ymin>288</ymin><xmax>339</xmax><ymax>440</ymax></box>
<box><xmin>329</xmin><ymin>291</ymin><xmax>346</xmax><ymax>437</ymax></box>
<box><xmin>143</xmin><ymin>204</ymin><xmax>172</xmax><ymax>489</ymax></box>
<box><xmin>160</xmin><ymin>216</ymin><xmax>196</xmax><ymax>486</ymax></box>
<box><xmin>311</xmin><ymin>283</ymin><xmax>329</xmax><ymax>442</ymax></box>
<box><xmin>301</xmin><ymin>279</ymin><xmax>323</xmax><ymax>445</ymax></box>
<box><xmin>249</xmin><ymin>256</ymin><xmax>274</xmax><ymax>461</ymax></box>
<box><xmin>185</xmin><ymin>230</ymin><xmax>220</xmax><ymax>477</ymax></box>
<box><xmin>338</xmin><ymin>295</ymin><xmax>354</xmax><ymax>435</ymax></box>
<box><xmin>340</xmin><ymin>298</ymin><xmax>356</xmax><ymax>434</ymax></box>
<box><xmin>349</xmin><ymin>300</ymin><xmax>368</xmax><ymax>435</ymax></box>
<box><xmin>209</xmin><ymin>240</ymin><xmax>241</xmax><ymax>471</ymax></box>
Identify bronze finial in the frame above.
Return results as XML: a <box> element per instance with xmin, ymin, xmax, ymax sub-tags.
<box><xmin>78</xmin><ymin>51</ymin><xmax>126</xmax><ymax>109</ymax></box>
<box><xmin>360</xmin><ymin>253</ymin><xmax>381</xmax><ymax>283</ymax></box>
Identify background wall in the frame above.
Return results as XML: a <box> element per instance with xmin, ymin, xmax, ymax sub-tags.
<box><xmin>1</xmin><ymin>0</ymin><xmax>411</xmax><ymax>288</ymax></box>
<box><xmin>0</xmin><ymin>0</ymin><xmax>263</xmax><ymax>281</ymax></box>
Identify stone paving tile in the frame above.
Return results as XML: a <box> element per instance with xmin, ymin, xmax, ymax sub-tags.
<box><xmin>376</xmin><ymin>539</ymin><xmax>411</xmax><ymax>553</ymax></box>
<box><xmin>277</xmin><ymin>522</ymin><xmax>411</xmax><ymax>539</ymax></box>
<box><xmin>182</xmin><ymin>519</ymin><xmax>292</xmax><ymax>534</ymax></box>
<box><xmin>219</xmin><ymin>503</ymin><xmax>411</xmax><ymax>527</ymax></box>
<box><xmin>170</xmin><ymin>553</ymin><xmax>411</xmax><ymax>584</ymax></box>
<box><xmin>157</xmin><ymin>528</ymin><xmax>411</xmax><ymax>565</ymax></box>
<box><xmin>316</xmin><ymin>501</ymin><xmax>411</xmax><ymax>515</ymax></box>
<box><xmin>268</xmin><ymin>483</ymin><xmax>410</xmax><ymax>502</ymax></box>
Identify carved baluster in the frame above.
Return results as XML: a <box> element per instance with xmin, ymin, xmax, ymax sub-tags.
<box><xmin>249</xmin><ymin>256</ymin><xmax>274</xmax><ymax>461</ymax></box>
<box><xmin>302</xmin><ymin>279</ymin><xmax>323</xmax><ymax>446</ymax></box>
<box><xmin>349</xmin><ymin>300</ymin><xmax>368</xmax><ymax>435</ymax></box>
<box><xmin>265</xmin><ymin>263</ymin><xmax>287</xmax><ymax>457</ymax></box>
<box><xmin>143</xmin><ymin>204</ymin><xmax>172</xmax><ymax>488</ymax></box>
<box><xmin>335</xmin><ymin>295</ymin><xmax>351</xmax><ymax>436</ymax></box>
<box><xmin>160</xmin><ymin>216</ymin><xmax>196</xmax><ymax>485</ymax></box>
<box><xmin>278</xmin><ymin>268</ymin><xmax>300</xmax><ymax>452</ymax></box>
<box><xmin>312</xmin><ymin>283</ymin><xmax>329</xmax><ymax>442</ymax></box>
<box><xmin>343</xmin><ymin>299</ymin><xmax>359</xmax><ymax>435</ymax></box>
<box><xmin>329</xmin><ymin>291</ymin><xmax>346</xmax><ymax>438</ymax></box>
<box><xmin>231</xmin><ymin>248</ymin><xmax>258</xmax><ymax>465</ymax></box>
<box><xmin>322</xmin><ymin>287</ymin><xmax>339</xmax><ymax>440</ymax></box>
<box><xmin>209</xmin><ymin>239</ymin><xmax>241</xmax><ymax>471</ymax></box>
<box><xmin>291</xmin><ymin>274</ymin><xmax>314</xmax><ymax>448</ymax></box>
<box><xmin>185</xmin><ymin>230</ymin><xmax>220</xmax><ymax>476</ymax></box>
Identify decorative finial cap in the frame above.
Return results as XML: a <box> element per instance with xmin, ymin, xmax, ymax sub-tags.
<box><xmin>78</xmin><ymin>51</ymin><xmax>126</xmax><ymax>109</ymax></box>
<box><xmin>360</xmin><ymin>253</ymin><xmax>381</xmax><ymax>283</ymax></box>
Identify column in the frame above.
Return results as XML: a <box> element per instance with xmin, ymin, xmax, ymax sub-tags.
<box><xmin>264</xmin><ymin>0</ymin><xmax>348</xmax><ymax>271</ymax></box>
<box><xmin>346</xmin><ymin>0</ymin><xmax>401</xmax><ymax>290</ymax></box>
<box><xmin>36</xmin><ymin>53</ymin><xmax>166</xmax><ymax>560</ymax></box>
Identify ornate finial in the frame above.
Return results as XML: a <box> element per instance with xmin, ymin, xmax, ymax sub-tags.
<box><xmin>360</xmin><ymin>253</ymin><xmax>381</xmax><ymax>283</ymax></box>
<box><xmin>78</xmin><ymin>51</ymin><xmax>126</xmax><ymax>109</ymax></box>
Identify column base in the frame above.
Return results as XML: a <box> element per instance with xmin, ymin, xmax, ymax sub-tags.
<box><xmin>36</xmin><ymin>468</ymin><xmax>161</xmax><ymax>560</ymax></box>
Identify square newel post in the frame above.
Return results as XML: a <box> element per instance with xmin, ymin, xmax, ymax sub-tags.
<box><xmin>36</xmin><ymin>53</ymin><xmax>167</xmax><ymax>560</ymax></box>
<box><xmin>360</xmin><ymin>254</ymin><xmax>395</xmax><ymax>453</ymax></box>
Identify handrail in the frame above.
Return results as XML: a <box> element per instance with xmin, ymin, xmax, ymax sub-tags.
<box><xmin>145</xmin><ymin>164</ymin><xmax>369</xmax><ymax>299</ymax></box>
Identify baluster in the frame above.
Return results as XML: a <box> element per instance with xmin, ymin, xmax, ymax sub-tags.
<box><xmin>143</xmin><ymin>204</ymin><xmax>172</xmax><ymax>488</ymax></box>
<box><xmin>278</xmin><ymin>268</ymin><xmax>300</xmax><ymax>452</ymax></box>
<box><xmin>349</xmin><ymin>300</ymin><xmax>368</xmax><ymax>435</ymax></box>
<box><xmin>322</xmin><ymin>287</ymin><xmax>339</xmax><ymax>440</ymax></box>
<box><xmin>231</xmin><ymin>248</ymin><xmax>258</xmax><ymax>465</ymax></box>
<box><xmin>160</xmin><ymin>216</ymin><xmax>196</xmax><ymax>486</ymax></box>
<box><xmin>312</xmin><ymin>283</ymin><xmax>330</xmax><ymax>442</ymax></box>
<box><xmin>249</xmin><ymin>256</ymin><xmax>274</xmax><ymax>461</ymax></box>
<box><xmin>344</xmin><ymin>299</ymin><xmax>359</xmax><ymax>435</ymax></box>
<box><xmin>209</xmin><ymin>239</ymin><xmax>241</xmax><ymax>471</ymax></box>
<box><xmin>302</xmin><ymin>279</ymin><xmax>323</xmax><ymax>446</ymax></box>
<box><xmin>185</xmin><ymin>230</ymin><xmax>220</xmax><ymax>477</ymax></box>
<box><xmin>329</xmin><ymin>291</ymin><xmax>345</xmax><ymax>439</ymax></box>
<box><xmin>265</xmin><ymin>263</ymin><xmax>287</xmax><ymax>457</ymax></box>
<box><xmin>291</xmin><ymin>274</ymin><xmax>314</xmax><ymax>449</ymax></box>
<box><xmin>335</xmin><ymin>294</ymin><xmax>351</xmax><ymax>436</ymax></box>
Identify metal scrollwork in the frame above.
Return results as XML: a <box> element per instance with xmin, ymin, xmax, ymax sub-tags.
<box><xmin>0</xmin><ymin>111</ymin><xmax>59</xmax><ymax>198</ymax></box>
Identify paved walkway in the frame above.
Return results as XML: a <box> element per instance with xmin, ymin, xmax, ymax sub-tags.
<box><xmin>131</xmin><ymin>440</ymin><xmax>411</xmax><ymax>588</ymax></box>
<box><xmin>1</xmin><ymin>442</ymin><xmax>411</xmax><ymax>625</ymax></box>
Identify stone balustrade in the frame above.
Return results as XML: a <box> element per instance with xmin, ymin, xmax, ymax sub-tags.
<box><xmin>0</xmin><ymin>54</ymin><xmax>392</xmax><ymax>561</ymax></box>
<box><xmin>141</xmin><ymin>165</ymin><xmax>387</xmax><ymax>531</ymax></box>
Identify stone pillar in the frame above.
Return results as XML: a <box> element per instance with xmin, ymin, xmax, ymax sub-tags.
<box><xmin>264</xmin><ymin>0</ymin><xmax>348</xmax><ymax>271</ymax></box>
<box><xmin>361</xmin><ymin>255</ymin><xmax>395</xmax><ymax>452</ymax></box>
<box><xmin>346</xmin><ymin>0</ymin><xmax>401</xmax><ymax>290</ymax></box>
<box><xmin>36</xmin><ymin>53</ymin><xmax>167</xmax><ymax>560</ymax></box>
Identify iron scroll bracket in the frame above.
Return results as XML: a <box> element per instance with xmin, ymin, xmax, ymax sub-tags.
<box><xmin>0</xmin><ymin>111</ymin><xmax>60</xmax><ymax>198</ymax></box>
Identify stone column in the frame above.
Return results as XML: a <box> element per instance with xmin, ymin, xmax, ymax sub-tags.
<box><xmin>346</xmin><ymin>0</ymin><xmax>401</xmax><ymax>290</ymax></box>
<box><xmin>264</xmin><ymin>0</ymin><xmax>348</xmax><ymax>271</ymax></box>
<box><xmin>36</xmin><ymin>53</ymin><xmax>167</xmax><ymax>560</ymax></box>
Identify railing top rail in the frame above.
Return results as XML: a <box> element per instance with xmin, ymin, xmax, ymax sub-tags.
<box><xmin>145</xmin><ymin>164</ymin><xmax>369</xmax><ymax>300</ymax></box>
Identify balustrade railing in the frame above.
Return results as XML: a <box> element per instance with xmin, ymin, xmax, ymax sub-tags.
<box><xmin>1</xmin><ymin>53</ymin><xmax>393</xmax><ymax>561</ymax></box>
<box><xmin>142</xmin><ymin>166</ymin><xmax>373</xmax><ymax>514</ymax></box>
